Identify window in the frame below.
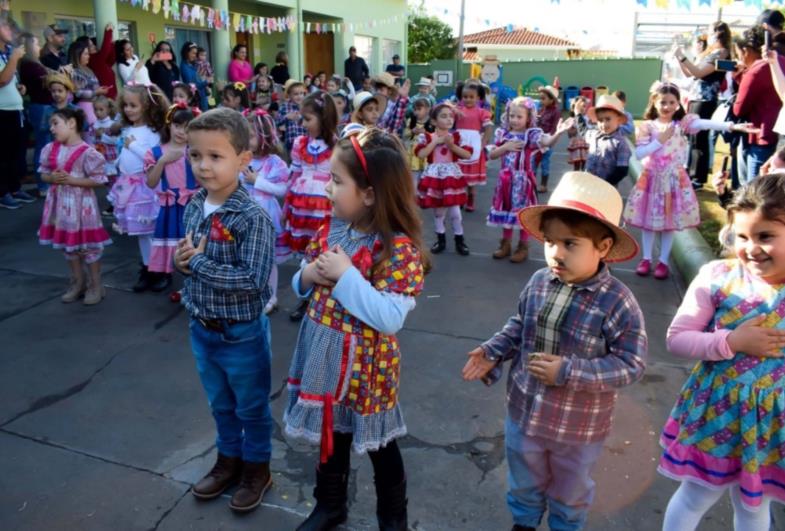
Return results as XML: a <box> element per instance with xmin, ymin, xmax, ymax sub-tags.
<box><xmin>382</xmin><ymin>39</ymin><xmax>400</xmax><ymax>66</ymax></box>
<box><xmin>353</xmin><ymin>35</ymin><xmax>373</xmax><ymax>73</ymax></box>
<box><xmin>165</xmin><ymin>26</ymin><xmax>211</xmax><ymax>64</ymax></box>
<box><xmin>54</xmin><ymin>16</ymin><xmax>136</xmax><ymax>52</ymax></box>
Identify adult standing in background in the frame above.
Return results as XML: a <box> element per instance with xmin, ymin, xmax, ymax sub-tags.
<box><xmin>18</xmin><ymin>31</ymin><xmax>51</xmax><ymax>195</ymax></box>
<box><xmin>76</xmin><ymin>24</ymin><xmax>116</xmax><ymax>99</ymax></box>
<box><xmin>227</xmin><ymin>43</ymin><xmax>253</xmax><ymax>85</ymax></box>
<box><xmin>68</xmin><ymin>39</ymin><xmax>107</xmax><ymax>128</ymax></box>
<box><xmin>270</xmin><ymin>51</ymin><xmax>289</xmax><ymax>85</ymax></box>
<box><xmin>146</xmin><ymin>41</ymin><xmax>180</xmax><ymax>101</ymax></box>
<box><xmin>115</xmin><ymin>39</ymin><xmax>151</xmax><ymax>86</ymax></box>
<box><xmin>385</xmin><ymin>54</ymin><xmax>405</xmax><ymax>86</ymax></box>
<box><xmin>344</xmin><ymin>46</ymin><xmax>369</xmax><ymax>90</ymax></box>
<box><xmin>39</xmin><ymin>24</ymin><xmax>68</xmax><ymax>72</ymax></box>
<box><xmin>758</xmin><ymin>9</ymin><xmax>785</xmax><ymax>56</ymax></box>
<box><xmin>181</xmin><ymin>41</ymin><xmax>209</xmax><ymax>111</ymax></box>
<box><xmin>673</xmin><ymin>21</ymin><xmax>731</xmax><ymax>189</ymax></box>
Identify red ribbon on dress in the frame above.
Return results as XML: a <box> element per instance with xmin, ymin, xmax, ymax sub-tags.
<box><xmin>298</xmin><ymin>390</ymin><xmax>335</xmax><ymax>463</ymax></box>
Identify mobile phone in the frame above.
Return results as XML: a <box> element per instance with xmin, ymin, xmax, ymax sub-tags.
<box><xmin>766</xmin><ymin>30</ymin><xmax>771</xmax><ymax>52</ymax></box>
<box><xmin>715</xmin><ymin>59</ymin><xmax>737</xmax><ymax>72</ymax></box>
<box><xmin>722</xmin><ymin>156</ymin><xmax>729</xmax><ymax>172</ymax></box>
<box><xmin>156</xmin><ymin>51</ymin><xmax>173</xmax><ymax>62</ymax></box>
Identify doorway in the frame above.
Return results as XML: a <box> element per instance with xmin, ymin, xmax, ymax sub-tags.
<box><xmin>304</xmin><ymin>32</ymin><xmax>335</xmax><ymax>77</ymax></box>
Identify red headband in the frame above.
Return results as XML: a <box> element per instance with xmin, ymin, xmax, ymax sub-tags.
<box><xmin>350</xmin><ymin>136</ymin><xmax>369</xmax><ymax>180</ymax></box>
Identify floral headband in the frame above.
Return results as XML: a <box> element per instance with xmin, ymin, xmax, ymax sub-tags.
<box><xmin>233</xmin><ymin>81</ymin><xmax>247</xmax><ymax>92</ymax></box>
<box><xmin>165</xmin><ymin>101</ymin><xmax>201</xmax><ymax>124</ymax></box>
<box><xmin>126</xmin><ymin>81</ymin><xmax>165</xmax><ymax>103</ymax></box>
<box><xmin>172</xmin><ymin>81</ymin><xmax>198</xmax><ymax>95</ymax></box>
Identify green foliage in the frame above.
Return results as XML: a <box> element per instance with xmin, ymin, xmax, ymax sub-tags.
<box><xmin>407</xmin><ymin>2</ymin><xmax>456</xmax><ymax>63</ymax></box>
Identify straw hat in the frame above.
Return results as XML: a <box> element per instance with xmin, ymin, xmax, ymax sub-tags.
<box><xmin>587</xmin><ymin>94</ymin><xmax>628</xmax><ymax>123</ymax></box>
<box><xmin>283</xmin><ymin>78</ymin><xmax>303</xmax><ymax>94</ymax></box>
<box><xmin>518</xmin><ymin>172</ymin><xmax>639</xmax><ymax>262</ymax></box>
<box><xmin>538</xmin><ymin>85</ymin><xmax>559</xmax><ymax>101</ymax></box>
<box><xmin>45</xmin><ymin>72</ymin><xmax>75</xmax><ymax>93</ymax></box>
<box><xmin>353</xmin><ymin>91</ymin><xmax>385</xmax><ymax>111</ymax></box>
<box><xmin>372</xmin><ymin>72</ymin><xmax>396</xmax><ymax>89</ymax></box>
<box><xmin>415</xmin><ymin>77</ymin><xmax>431</xmax><ymax>87</ymax></box>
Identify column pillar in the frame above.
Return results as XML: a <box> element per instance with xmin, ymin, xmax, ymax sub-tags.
<box><xmin>93</xmin><ymin>0</ymin><xmax>118</xmax><ymax>46</ymax></box>
<box><xmin>372</xmin><ymin>37</ymin><xmax>382</xmax><ymax>75</ymax></box>
<box><xmin>286</xmin><ymin>6</ymin><xmax>302</xmax><ymax>80</ymax></box>
<box><xmin>212</xmin><ymin>0</ymin><xmax>231</xmax><ymax>84</ymax></box>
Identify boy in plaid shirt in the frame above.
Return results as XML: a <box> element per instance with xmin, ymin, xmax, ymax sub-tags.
<box><xmin>276</xmin><ymin>79</ymin><xmax>307</xmax><ymax>152</ymax></box>
<box><xmin>175</xmin><ymin>108</ymin><xmax>276</xmax><ymax>514</ymax></box>
<box><xmin>463</xmin><ymin>172</ymin><xmax>647</xmax><ymax>531</ymax></box>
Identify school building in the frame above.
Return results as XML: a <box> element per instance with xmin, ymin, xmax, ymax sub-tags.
<box><xmin>7</xmin><ymin>0</ymin><xmax>407</xmax><ymax>83</ymax></box>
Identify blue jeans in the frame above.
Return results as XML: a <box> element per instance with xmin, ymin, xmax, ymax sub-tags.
<box><xmin>27</xmin><ymin>103</ymin><xmax>50</xmax><ymax>192</ymax></box>
<box><xmin>505</xmin><ymin>416</ymin><xmax>604</xmax><ymax>531</ymax></box>
<box><xmin>190</xmin><ymin>314</ymin><xmax>273</xmax><ymax>463</ymax></box>
<box><xmin>737</xmin><ymin>142</ymin><xmax>776</xmax><ymax>186</ymax></box>
<box><xmin>535</xmin><ymin>149</ymin><xmax>552</xmax><ymax>179</ymax></box>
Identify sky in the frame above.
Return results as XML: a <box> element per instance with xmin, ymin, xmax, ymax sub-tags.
<box><xmin>420</xmin><ymin>0</ymin><xmax>764</xmax><ymax>56</ymax></box>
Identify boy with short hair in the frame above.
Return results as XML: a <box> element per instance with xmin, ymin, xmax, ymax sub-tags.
<box><xmin>585</xmin><ymin>95</ymin><xmax>632</xmax><ymax>186</ymax></box>
<box><xmin>276</xmin><ymin>79</ymin><xmax>307</xmax><ymax>151</ymax></box>
<box><xmin>463</xmin><ymin>172</ymin><xmax>647</xmax><ymax>531</ymax></box>
<box><xmin>613</xmin><ymin>90</ymin><xmax>635</xmax><ymax>136</ymax></box>
<box><xmin>175</xmin><ymin>107</ymin><xmax>276</xmax><ymax>514</ymax></box>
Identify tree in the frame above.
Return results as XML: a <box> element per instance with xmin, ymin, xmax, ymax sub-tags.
<box><xmin>407</xmin><ymin>2</ymin><xmax>456</xmax><ymax>63</ymax></box>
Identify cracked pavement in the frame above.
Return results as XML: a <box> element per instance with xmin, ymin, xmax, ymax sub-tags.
<box><xmin>0</xmin><ymin>144</ymin><xmax>757</xmax><ymax>530</ymax></box>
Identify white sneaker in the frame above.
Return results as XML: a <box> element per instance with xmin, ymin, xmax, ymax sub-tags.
<box><xmin>264</xmin><ymin>297</ymin><xmax>278</xmax><ymax>315</ymax></box>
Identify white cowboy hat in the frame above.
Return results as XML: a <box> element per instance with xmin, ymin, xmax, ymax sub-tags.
<box><xmin>415</xmin><ymin>77</ymin><xmax>431</xmax><ymax>87</ymax></box>
<box><xmin>518</xmin><ymin>172</ymin><xmax>639</xmax><ymax>263</ymax></box>
<box><xmin>353</xmin><ymin>91</ymin><xmax>385</xmax><ymax>111</ymax></box>
<box><xmin>587</xmin><ymin>95</ymin><xmax>628</xmax><ymax>124</ymax></box>
<box><xmin>538</xmin><ymin>85</ymin><xmax>559</xmax><ymax>101</ymax></box>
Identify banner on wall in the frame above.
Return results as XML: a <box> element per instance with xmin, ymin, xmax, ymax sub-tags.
<box><xmin>118</xmin><ymin>0</ymin><xmax>403</xmax><ymax>34</ymax></box>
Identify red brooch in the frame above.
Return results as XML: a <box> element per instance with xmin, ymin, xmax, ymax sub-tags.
<box><xmin>209</xmin><ymin>216</ymin><xmax>234</xmax><ymax>241</ymax></box>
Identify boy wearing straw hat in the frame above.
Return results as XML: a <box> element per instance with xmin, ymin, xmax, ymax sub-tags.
<box><xmin>463</xmin><ymin>172</ymin><xmax>648</xmax><ymax>531</ymax></box>
<box><xmin>585</xmin><ymin>94</ymin><xmax>632</xmax><ymax>187</ymax></box>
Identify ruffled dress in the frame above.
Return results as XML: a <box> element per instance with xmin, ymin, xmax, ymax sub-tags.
<box><xmin>416</xmin><ymin>131</ymin><xmax>472</xmax><ymax>209</ymax></box>
<box><xmin>38</xmin><ymin>141</ymin><xmax>111</xmax><ymax>253</ymax></box>
<box><xmin>455</xmin><ymin>104</ymin><xmax>492</xmax><ymax>186</ymax></box>
<box><xmin>567</xmin><ymin>114</ymin><xmax>590</xmax><ymax>164</ymax></box>
<box><xmin>243</xmin><ymin>154</ymin><xmax>290</xmax><ymax>263</ymax></box>
<box><xmin>285</xmin><ymin>218</ymin><xmax>424</xmax><ymax>457</ymax></box>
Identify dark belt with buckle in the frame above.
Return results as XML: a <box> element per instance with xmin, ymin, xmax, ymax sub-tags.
<box><xmin>197</xmin><ymin>317</ymin><xmax>241</xmax><ymax>332</ymax></box>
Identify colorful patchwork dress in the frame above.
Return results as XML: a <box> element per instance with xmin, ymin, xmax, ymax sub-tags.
<box><xmin>455</xmin><ymin>104</ymin><xmax>492</xmax><ymax>186</ymax></box>
<box><xmin>416</xmin><ymin>131</ymin><xmax>472</xmax><ymax>209</ymax></box>
<box><xmin>284</xmin><ymin>218</ymin><xmax>425</xmax><ymax>458</ymax></box>
<box><xmin>486</xmin><ymin>127</ymin><xmax>543</xmax><ymax>229</ymax></box>
<box><xmin>660</xmin><ymin>259</ymin><xmax>785</xmax><ymax>509</ymax></box>
<box><xmin>282</xmin><ymin>135</ymin><xmax>332</xmax><ymax>256</ymax></box>
<box><xmin>623</xmin><ymin>115</ymin><xmax>701</xmax><ymax>232</ymax></box>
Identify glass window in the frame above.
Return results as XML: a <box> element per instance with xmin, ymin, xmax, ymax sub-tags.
<box><xmin>165</xmin><ymin>26</ymin><xmax>211</xmax><ymax>64</ymax></box>
<box><xmin>54</xmin><ymin>16</ymin><xmax>136</xmax><ymax>52</ymax></box>
<box><xmin>382</xmin><ymin>39</ymin><xmax>400</xmax><ymax>67</ymax></box>
<box><xmin>353</xmin><ymin>35</ymin><xmax>373</xmax><ymax>73</ymax></box>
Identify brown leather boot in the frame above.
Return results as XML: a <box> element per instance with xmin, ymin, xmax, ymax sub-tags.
<box><xmin>191</xmin><ymin>453</ymin><xmax>242</xmax><ymax>500</ymax></box>
<box><xmin>509</xmin><ymin>241</ymin><xmax>529</xmax><ymax>263</ymax></box>
<box><xmin>492</xmin><ymin>238</ymin><xmax>511</xmax><ymax>259</ymax></box>
<box><xmin>229</xmin><ymin>461</ymin><xmax>272</xmax><ymax>513</ymax></box>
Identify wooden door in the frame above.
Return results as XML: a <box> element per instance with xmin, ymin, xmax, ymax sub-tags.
<box><xmin>235</xmin><ymin>32</ymin><xmax>252</xmax><ymax>63</ymax></box>
<box><xmin>304</xmin><ymin>32</ymin><xmax>335</xmax><ymax>77</ymax></box>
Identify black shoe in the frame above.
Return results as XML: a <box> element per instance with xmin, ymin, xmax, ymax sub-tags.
<box><xmin>289</xmin><ymin>299</ymin><xmax>308</xmax><ymax>321</ymax></box>
<box><xmin>511</xmin><ymin>526</ymin><xmax>536</xmax><ymax>531</ymax></box>
<box><xmin>149</xmin><ymin>272</ymin><xmax>172</xmax><ymax>293</ymax></box>
<box><xmin>296</xmin><ymin>468</ymin><xmax>349</xmax><ymax>531</ymax></box>
<box><xmin>376</xmin><ymin>478</ymin><xmax>408</xmax><ymax>531</ymax></box>
<box><xmin>102</xmin><ymin>205</ymin><xmax>114</xmax><ymax>217</ymax></box>
<box><xmin>430</xmin><ymin>233</ymin><xmax>446</xmax><ymax>254</ymax></box>
<box><xmin>454</xmin><ymin>235</ymin><xmax>470</xmax><ymax>256</ymax></box>
<box><xmin>132</xmin><ymin>265</ymin><xmax>151</xmax><ymax>293</ymax></box>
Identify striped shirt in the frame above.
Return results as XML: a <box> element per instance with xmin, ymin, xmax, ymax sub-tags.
<box><xmin>481</xmin><ymin>265</ymin><xmax>647</xmax><ymax>444</ymax></box>
<box><xmin>181</xmin><ymin>186</ymin><xmax>275</xmax><ymax>321</ymax></box>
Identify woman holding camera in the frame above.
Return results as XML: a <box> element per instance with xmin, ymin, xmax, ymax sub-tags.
<box><xmin>145</xmin><ymin>41</ymin><xmax>180</xmax><ymax>101</ymax></box>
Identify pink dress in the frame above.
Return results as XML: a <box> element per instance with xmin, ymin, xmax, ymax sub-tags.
<box><xmin>416</xmin><ymin>131</ymin><xmax>472</xmax><ymax>208</ymax></box>
<box><xmin>623</xmin><ymin>115</ymin><xmax>701</xmax><ymax>232</ymax></box>
<box><xmin>455</xmin><ymin>104</ymin><xmax>492</xmax><ymax>186</ymax></box>
<box><xmin>38</xmin><ymin>141</ymin><xmax>111</xmax><ymax>253</ymax></box>
<box><xmin>228</xmin><ymin>59</ymin><xmax>253</xmax><ymax>83</ymax></box>
<box><xmin>243</xmin><ymin>154</ymin><xmax>290</xmax><ymax>263</ymax></box>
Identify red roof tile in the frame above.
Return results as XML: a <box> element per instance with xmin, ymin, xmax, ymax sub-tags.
<box><xmin>463</xmin><ymin>27</ymin><xmax>576</xmax><ymax>48</ymax></box>
<box><xmin>463</xmin><ymin>51</ymin><xmax>481</xmax><ymax>62</ymax></box>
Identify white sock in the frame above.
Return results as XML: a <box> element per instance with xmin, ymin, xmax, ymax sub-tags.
<box><xmin>434</xmin><ymin>208</ymin><xmax>446</xmax><ymax>234</ymax></box>
<box><xmin>448</xmin><ymin>205</ymin><xmax>464</xmax><ymax>236</ymax></box>
<box><xmin>659</xmin><ymin>231</ymin><xmax>674</xmax><ymax>266</ymax></box>
<box><xmin>641</xmin><ymin>230</ymin><xmax>655</xmax><ymax>261</ymax></box>
<box><xmin>730</xmin><ymin>487</ymin><xmax>771</xmax><ymax>531</ymax></box>
<box><xmin>138</xmin><ymin>235</ymin><xmax>152</xmax><ymax>266</ymax></box>
<box><xmin>662</xmin><ymin>481</ymin><xmax>725</xmax><ymax>531</ymax></box>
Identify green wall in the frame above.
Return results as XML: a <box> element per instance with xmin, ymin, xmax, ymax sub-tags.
<box><xmin>409</xmin><ymin>58</ymin><xmax>663</xmax><ymax>119</ymax></box>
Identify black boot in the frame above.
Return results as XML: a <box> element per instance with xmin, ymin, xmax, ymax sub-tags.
<box><xmin>289</xmin><ymin>299</ymin><xmax>309</xmax><ymax>322</ymax></box>
<box><xmin>296</xmin><ymin>467</ymin><xmax>349</xmax><ymax>531</ymax></box>
<box><xmin>376</xmin><ymin>478</ymin><xmax>407</xmax><ymax>531</ymax></box>
<box><xmin>430</xmin><ymin>233</ymin><xmax>446</xmax><ymax>254</ymax></box>
<box><xmin>149</xmin><ymin>272</ymin><xmax>172</xmax><ymax>293</ymax></box>
<box><xmin>132</xmin><ymin>265</ymin><xmax>151</xmax><ymax>293</ymax></box>
<box><xmin>454</xmin><ymin>235</ymin><xmax>470</xmax><ymax>256</ymax></box>
<box><xmin>511</xmin><ymin>526</ymin><xmax>536</xmax><ymax>531</ymax></box>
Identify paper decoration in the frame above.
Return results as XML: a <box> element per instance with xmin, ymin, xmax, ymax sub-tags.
<box><xmin>152</xmin><ymin>0</ymin><xmax>161</xmax><ymax>14</ymax></box>
<box><xmin>206</xmin><ymin>8</ymin><xmax>214</xmax><ymax>28</ymax></box>
<box><xmin>142</xmin><ymin>0</ymin><xmax>150</xmax><ymax>10</ymax></box>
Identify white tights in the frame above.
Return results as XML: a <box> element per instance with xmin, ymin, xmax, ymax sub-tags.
<box><xmin>641</xmin><ymin>229</ymin><xmax>674</xmax><ymax>265</ymax></box>
<box><xmin>663</xmin><ymin>481</ymin><xmax>771</xmax><ymax>531</ymax></box>
<box><xmin>434</xmin><ymin>206</ymin><xmax>463</xmax><ymax>236</ymax></box>
<box><xmin>138</xmin><ymin>235</ymin><xmax>152</xmax><ymax>266</ymax></box>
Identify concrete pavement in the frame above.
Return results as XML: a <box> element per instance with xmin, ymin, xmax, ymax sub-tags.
<box><xmin>0</xmin><ymin>142</ymin><xmax>740</xmax><ymax>530</ymax></box>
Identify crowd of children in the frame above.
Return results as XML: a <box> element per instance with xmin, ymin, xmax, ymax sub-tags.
<box><xmin>24</xmin><ymin>32</ymin><xmax>785</xmax><ymax>528</ymax></box>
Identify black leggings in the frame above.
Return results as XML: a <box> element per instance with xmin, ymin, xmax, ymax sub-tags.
<box><xmin>320</xmin><ymin>432</ymin><xmax>405</xmax><ymax>488</ymax></box>
<box><xmin>687</xmin><ymin>99</ymin><xmax>718</xmax><ymax>185</ymax></box>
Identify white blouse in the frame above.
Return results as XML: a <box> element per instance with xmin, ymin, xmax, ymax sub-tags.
<box><xmin>117</xmin><ymin>55</ymin><xmax>152</xmax><ymax>87</ymax></box>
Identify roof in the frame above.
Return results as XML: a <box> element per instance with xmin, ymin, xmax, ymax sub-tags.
<box><xmin>463</xmin><ymin>51</ymin><xmax>481</xmax><ymax>62</ymax></box>
<box><xmin>463</xmin><ymin>27</ymin><xmax>577</xmax><ymax>48</ymax></box>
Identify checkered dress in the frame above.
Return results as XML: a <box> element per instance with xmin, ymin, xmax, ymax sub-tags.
<box><xmin>277</xmin><ymin>101</ymin><xmax>307</xmax><ymax>150</ymax></box>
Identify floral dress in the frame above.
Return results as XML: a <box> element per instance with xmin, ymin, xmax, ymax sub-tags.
<box><xmin>244</xmin><ymin>154</ymin><xmax>290</xmax><ymax>263</ymax></box>
<box><xmin>285</xmin><ymin>218</ymin><xmax>425</xmax><ymax>458</ymax></box>
<box><xmin>623</xmin><ymin>115</ymin><xmax>701</xmax><ymax>232</ymax></box>
<box><xmin>487</xmin><ymin>128</ymin><xmax>544</xmax><ymax>229</ymax></box>
<box><xmin>38</xmin><ymin>141</ymin><xmax>111</xmax><ymax>253</ymax></box>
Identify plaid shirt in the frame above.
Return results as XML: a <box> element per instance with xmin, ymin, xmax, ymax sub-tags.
<box><xmin>277</xmin><ymin>100</ymin><xmax>307</xmax><ymax>150</ymax></box>
<box><xmin>181</xmin><ymin>186</ymin><xmax>275</xmax><ymax>321</ymax></box>
<box><xmin>379</xmin><ymin>95</ymin><xmax>409</xmax><ymax>136</ymax></box>
<box><xmin>481</xmin><ymin>265</ymin><xmax>647</xmax><ymax>444</ymax></box>
<box><xmin>584</xmin><ymin>129</ymin><xmax>631</xmax><ymax>181</ymax></box>
<box><xmin>536</xmin><ymin>103</ymin><xmax>561</xmax><ymax>135</ymax></box>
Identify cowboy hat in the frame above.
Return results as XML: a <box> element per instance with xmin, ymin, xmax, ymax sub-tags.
<box><xmin>283</xmin><ymin>78</ymin><xmax>303</xmax><ymax>94</ymax></box>
<box><xmin>415</xmin><ymin>77</ymin><xmax>432</xmax><ymax>87</ymax></box>
<box><xmin>372</xmin><ymin>72</ymin><xmax>396</xmax><ymax>89</ymax></box>
<box><xmin>353</xmin><ymin>91</ymin><xmax>385</xmax><ymax>111</ymax></box>
<box><xmin>518</xmin><ymin>172</ymin><xmax>639</xmax><ymax>262</ymax></box>
<box><xmin>538</xmin><ymin>85</ymin><xmax>559</xmax><ymax>101</ymax></box>
<box><xmin>587</xmin><ymin>95</ymin><xmax>628</xmax><ymax>123</ymax></box>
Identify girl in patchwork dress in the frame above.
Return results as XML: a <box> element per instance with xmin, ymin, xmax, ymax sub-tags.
<box><xmin>487</xmin><ymin>97</ymin><xmax>571</xmax><ymax>264</ymax></box>
<box><xmin>660</xmin><ymin>174</ymin><xmax>785</xmax><ymax>531</ymax></box>
<box><xmin>144</xmin><ymin>103</ymin><xmax>200</xmax><ymax>294</ymax></box>
<box><xmin>566</xmin><ymin>96</ymin><xmax>591</xmax><ymax>171</ymax></box>
<box><xmin>242</xmin><ymin>108</ymin><xmax>290</xmax><ymax>314</ymax></box>
<box><xmin>38</xmin><ymin>108</ymin><xmax>111</xmax><ymax>306</ymax></box>
<box><xmin>285</xmin><ymin>128</ymin><xmax>426</xmax><ymax>531</ymax></box>
<box><xmin>623</xmin><ymin>82</ymin><xmax>757</xmax><ymax>281</ymax></box>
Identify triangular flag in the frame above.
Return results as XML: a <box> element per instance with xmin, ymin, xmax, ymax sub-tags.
<box><xmin>207</xmin><ymin>8</ymin><xmax>214</xmax><ymax>28</ymax></box>
<box><xmin>655</xmin><ymin>0</ymin><xmax>669</xmax><ymax>8</ymax></box>
<box><xmin>718</xmin><ymin>0</ymin><xmax>733</xmax><ymax>5</ymax></box>
<box><xmin>183</xmin><ymin>5</ymin><xmax>190</xmax><ymax>22</ymax></box>
<box><xmin>152</xmin><ymin>0</ymin><xmax>161</xmax><ymax>14</ymax></box>
<box><xmin>677</xmin><ymin>0</ymin><xmax>690</xmax><ymax>8</ymax></box>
